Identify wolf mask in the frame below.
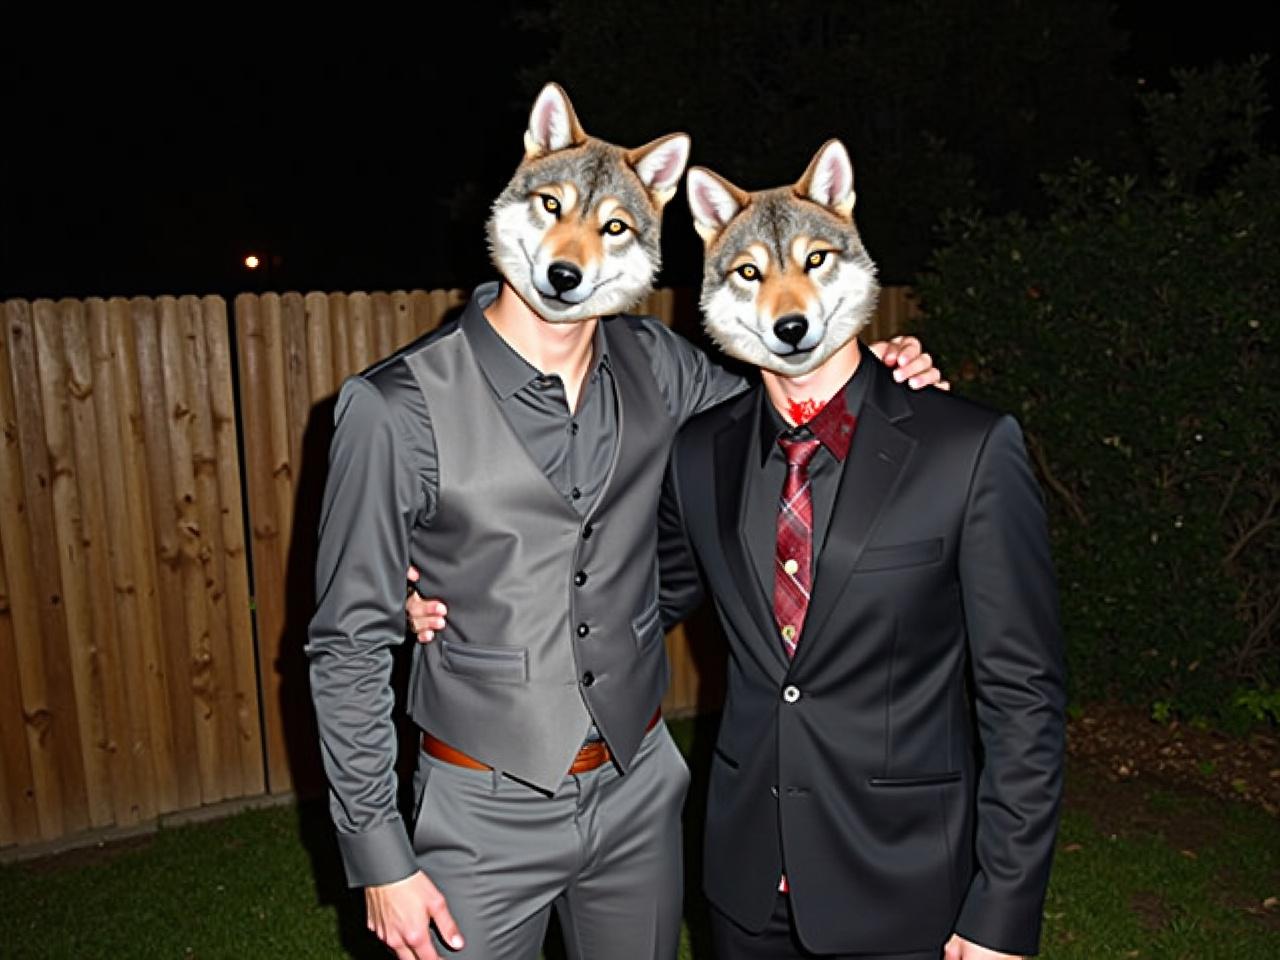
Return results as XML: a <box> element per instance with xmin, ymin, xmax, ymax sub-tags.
<box><xmin>487</xmin><ymin>83</ymin><xmax>691</xmax><ymax>323</ymax></box>
<box><xmin>686</xmin><ymin>139</ymin><xmax>879</xmax><ymax>376</ymax></box>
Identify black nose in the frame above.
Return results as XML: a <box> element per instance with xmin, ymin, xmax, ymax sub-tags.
<box><xmin>773</xmin><ymin>314</ymin><xmax>809</xmax><ymax>347</ymax></box>
<box><xmin>547</xmin><ymin>261</ymin><xmax>582</xmax><ymax>293</ymax></box>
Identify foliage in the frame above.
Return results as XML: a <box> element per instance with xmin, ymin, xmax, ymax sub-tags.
<box><xmin>916</xmin><ymin>60</ymin><xmax>1279</xmax><ymax>720</ymax></box>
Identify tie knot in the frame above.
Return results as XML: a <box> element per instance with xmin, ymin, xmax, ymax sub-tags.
<box><xmin>779</xmin><ymin>436</ymin><xmax>822</xmax><ymax>469</ymax></box>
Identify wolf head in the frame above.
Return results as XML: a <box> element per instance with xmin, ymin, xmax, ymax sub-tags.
<box><xmin>487</xmin><ymin>83</ymin><xmax>691</xmax><ymax>323</ymax></box>
<box><xmin>687</xmin><ymin>139</ymin><xmax>879</xmax><ymax>376</ymax></box>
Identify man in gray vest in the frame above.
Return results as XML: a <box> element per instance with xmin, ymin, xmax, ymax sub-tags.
<box><xmin>307</xmin><ymin>83</ymin><xmax>942</xmax><ymax>960</ymax></box>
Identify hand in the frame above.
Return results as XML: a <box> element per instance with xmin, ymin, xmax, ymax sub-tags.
<box><xmin>366</xmin><ymin>870</ymin><xmax>464</xmax><ymax>960</ymax></box>
<box><xmin>406</xmin><ymin>566</ymin><xmax>448</xmax><ymax>643</ymax></box>
<box><xmin>943</xmin><ymin>933</ymin><xmax>1022</xmax><ymax>960</ymax></box>
<box><xmin>869</xmin><ymin>335</ymin><xmax>951</xmax><ymax>391</ymax></box>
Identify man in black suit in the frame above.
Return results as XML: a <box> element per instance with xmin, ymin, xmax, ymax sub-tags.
<box><xmin>656</xmin><ymin>146</ymin><xmax>1066</xmax><ymax>959</ymax></box>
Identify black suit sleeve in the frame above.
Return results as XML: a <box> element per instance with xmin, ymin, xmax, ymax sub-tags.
<box><xmin>954</xmin><ymin>414</ymin><xmax>1066</xmax><ymax>956</ymax></box>
<box><xmin>657</xmin><ymin>451</ymin><xmax>705</xmax><ymax>630</ymax></box>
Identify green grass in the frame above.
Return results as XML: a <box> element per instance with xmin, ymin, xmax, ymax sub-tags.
<box><xmin>2</xmin><ymin>718</ymin><xmax>1276</xmax><ymax>959</ymax></box>
<box><xmin>1040</xmin><ymin>787</ymin><xmax>1279</xmax><ymax>958</ymax></box>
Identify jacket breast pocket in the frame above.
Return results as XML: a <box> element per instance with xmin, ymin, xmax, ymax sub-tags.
<box><xmin>439</xmin><ymin>639</ymin><xmax>528</xmax><ymax>684</ymax></box>
<box><xmin>632</xmin><ymin>597</ymin><xmax>663</xmax><ymax>652</ymax></box>
<box><xmin>854</xmin><ymin>537</ymin><xmax>943</xmax><ymax>574</ymax></box>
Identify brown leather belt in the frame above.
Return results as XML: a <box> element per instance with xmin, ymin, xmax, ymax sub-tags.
<box><xmin>422</xmin><ymin>708</ymin><xmax>662</xmax><ymax>776</ymax></box>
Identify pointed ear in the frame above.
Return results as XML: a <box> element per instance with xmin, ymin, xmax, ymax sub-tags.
<box><xmin>626</xmin><ymin>133</ymin><xmax>691</xmax><ymax>208</ymax></box>
<box><xmin>796</xmin><ymin>139</ymin><xmax>856</xmax><ymax>219</ymax></box>
<box><xmin>686</xmin><ymin>167</ymin><xmax>750</xmax><ymax>244</ymax></box>
<box><xmin>523</xmin><ymin>82</ymin><xmax>587</xmax><ymax>159</ymax></box>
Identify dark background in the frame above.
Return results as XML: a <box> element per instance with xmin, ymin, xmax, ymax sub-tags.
<box><xmin>1</xmin><ymin>1</ymin><xmax>1276</xmax><ymax>302</ymax></box>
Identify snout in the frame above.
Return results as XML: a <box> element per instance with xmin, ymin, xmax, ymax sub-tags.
<box><xmin>773</xmin><ymin>314</ymin><xmax>809</xmax><ymax>348</ymax></box>
<box><xmin>547</xmin><ymin>261</ymin><xmax>583</xmax><ymax>293</ymax></box>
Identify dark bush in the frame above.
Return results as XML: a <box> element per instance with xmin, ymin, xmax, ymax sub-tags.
<box><xmin>915</xmin><ymin>59</ymin><xmax>1279</xmax><ymax>722</ymax></box>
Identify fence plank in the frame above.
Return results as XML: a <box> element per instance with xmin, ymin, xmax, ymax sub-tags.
<box><xmin>392</xmin><ymin>291</ymin><xmax>414</xmax><ymax>349</ymax></box>
<box><xmin>348</xmin><ymin>292</ymin><xmax>373</xmax><ymax>371</ymax></box>
<box><xmin>106</xmin><ymin>297</ymin><xmax>179</xmax><ymax>813</ymax></box>
<box><xmin>204</xmin><ymin>297</ymin><xmax>264</xmax><ymax>795</ymax></box>
<box><xmin>259</xmin><ymin>295</ymin><xmax>295</xmax><ymax>576</ymax></box>
<box><xmin>327</xmin><ymin>293</ymin><xmax>351</xmax><ymax>387</ymax></box>
<box><xmin>4</xmin><ymin>300</ymin><xmax>86</xmax><ymax>836</ymax></box>
<box><xmin>179</xmin><ymin>295</ymin><xmax>244</xmax><ymax>800</ymax></box>
<box><xmin>132</xmin><ymin>297</ymin><xmax>202</xmax><ymax>811</ymax></box>
<box><xmin>0</xmin><ymin>477</ymin><xmax>39</xmax><ymax>848</ymax></box>
<box><xmin>281</xmin><ymin>293</ymin><xmax>310</xmax><ymax>481</ymax></box>
<box><xmin>62</xmin><ymin>299</ymin><xmax>138</xmax><ymax>824</ymax></box>
<box><xmin>235</xmin><ymin>294</ymin><xmax>291</xmax><ymax>792</ymax></box>
<box><xmin>410</xmin><ymin>291</ymin><xmax>434</xmax><ymax>338</ymax></box>
<box><xmin>33</xmin><ymin>300</ymin><xmax>115</xmax><ymax>827</ymax></box>
<box><xmin>84</xmin><ymin>299</ymin><xmax>159</xmax><ymax>824</ymax></box>
<box><xmin>0</xmin><ymin>309</ymin><xmax>42</xmax><ymax>845</ymax></box>
<box><xmin>304</xmin><ymin>292</ymin><xmax>332</xmax><ymax>404</ymax></box>
<box><xmin>158</xmin><ymin>296</ymin><xmax>225</xmax><ymax>803</ymax></box>
<box><xmin>372</xmin><ymin>292</ymin><xmax>395</xmax><ymax>360</ymax></box>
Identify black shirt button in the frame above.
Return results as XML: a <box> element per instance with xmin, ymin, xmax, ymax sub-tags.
<box><xmin>574</xmin><ymin>571</ymin><xmax>588</xmax><ymax>587</ymax></box>
<box><xmin>571</xmin><ymin>422</ymin><xmax>580</xmax><ymax>435</ymax></box>
<box><xmin>577</xmin><ymin>623</ymin><xmax>590</xmax><ymax>637</ymax></box>
<box><xmin>581</xmin><ymin>671</ymin><xmax>595</xmax><ymax>687</ymax></box>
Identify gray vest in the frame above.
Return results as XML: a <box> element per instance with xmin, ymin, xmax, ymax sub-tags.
<box><xmin>404</xmin><ymin>317</ymin><xmax>675</xmax><ymax>792</ymax></box>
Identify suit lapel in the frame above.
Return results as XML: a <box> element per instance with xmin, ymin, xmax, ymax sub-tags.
<box><xmin>792</xmin><ymin>357</ymin><xmax>917</xmax><ymax>671</ymax></box>
<box><xmin>715</xmin><ymin>392</ymin><xmax>790</xmax><ymax>679</ymax></box>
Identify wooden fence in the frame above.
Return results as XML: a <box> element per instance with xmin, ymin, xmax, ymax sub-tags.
<box><xmin>1</xmin><ymin>285</ymin><xmax>917</xmax><ymax>848</ymax></box>
<box><xmin>0</xmin><ymin>297</ymin><xmax>260</xmax><ymax>849</ymax></box>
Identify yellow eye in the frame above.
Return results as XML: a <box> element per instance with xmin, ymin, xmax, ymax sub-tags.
<box><xmin>735</xmin><ymin>264</ymin><xmax>760</xmax><ymax>281</ymax></box>
<box><xmin>540</xmin><ymin>195</ymin><xmax>561</xmax><ymax>215</ymax></box>
<box><xmin>604</xmin><ymin>219</ymin><xmax>628</xmax><ymax>236</ymax></box>
<box><xmin>807</xmin><ymin>251</ymin><xmax>828</xmax><ymax>270</ymax></box>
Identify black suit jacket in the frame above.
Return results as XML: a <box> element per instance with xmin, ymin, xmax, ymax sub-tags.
<box><xmin>660</xmin><ymin>349</ymin><xmax>1065</xmax><ymax>956</ymax></box>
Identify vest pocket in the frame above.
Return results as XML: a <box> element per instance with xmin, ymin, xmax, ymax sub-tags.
<box><xmin>439</xmin><ymin>639</ymin><xmax>528</xmax><ymax>684</ymax></box>
<box><xmin>631</xmin><ymin>598</ymin><xmax>663</xmax><ymax>652</ymax></box>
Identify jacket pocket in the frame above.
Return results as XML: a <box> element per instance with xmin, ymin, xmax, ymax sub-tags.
<box><xmin>712</xmin><ymin>745</ymin><xmax>740</xmax><ymax>770</ymax></box>
<box><xmin>868</xmin><ymin>771</ymin><xmax>961</xmax><ymax>788</ymax></box>
<box><xmin>631</xmin><ymin>597</ymin><xmax>663</xmax><ymax>652</ymax></box>
<box><xmin>439</xmin><ymin>639</ymin><xmax>528</xmax><ymax>684</ymax></box>
<box><xmin>854</xmin><ymin>537</ymin><xmax>943</xmax><ymax>573</ymax></box>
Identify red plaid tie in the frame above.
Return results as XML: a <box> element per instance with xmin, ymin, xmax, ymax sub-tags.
<box><xmin>775</xmin><ymin>437</ymin><xmax>822</xmax><ymax>658</ymax></box>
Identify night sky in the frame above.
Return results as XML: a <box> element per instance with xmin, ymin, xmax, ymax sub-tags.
<box><xmin>2</xmin><ymin>4</ymin><xmax>1276</xmax><ymax>302</ymax></box>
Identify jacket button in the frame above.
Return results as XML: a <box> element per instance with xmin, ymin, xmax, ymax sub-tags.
<box><xmin>581</xmin><ymin>671</ymin><xmax>595</xmax><ymax>687</ymax></box>
<box><xmin>574</xmin><ymin>570</ymin><xmax>588</xmax><ymax>587</ymax></box>
<box><xmin>577</xmin><ymin>623</ymin><xmax>590</xmax><ymax>637</ymax></box>
<box><xmin>782</xmin><ymin>685</ymin><xmax>801</xmax><ymax>704</ymax></box>
<box><xmin>571</xmin><ymin>486</ymin><xmax>582</xmax><ymax>500</ymax></box>
<box><xmin>582</xmin><ymin>524</ymin><xmax>594</xmax><ymax>540</ymax></box>
<box><xmin>770</xmin><ymin>785</ymin><xmax>779</xmax><ymax>798</ymax></box>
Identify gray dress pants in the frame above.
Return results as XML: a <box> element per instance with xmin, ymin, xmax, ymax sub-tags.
<box><xmin>411</xmin><ymin>721</ymin><xmax>690</xmax><ymax>959</ymax></box>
